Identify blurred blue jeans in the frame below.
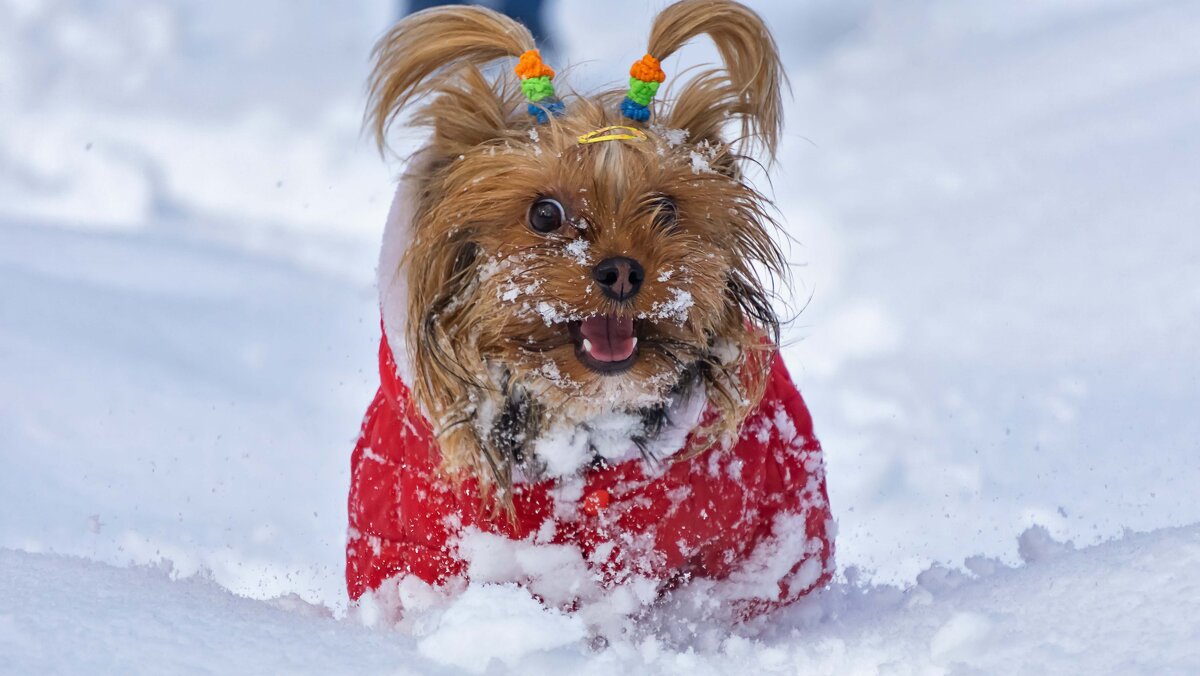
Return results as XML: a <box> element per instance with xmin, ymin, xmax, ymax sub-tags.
<box><xmin>405</xmin><ymin>0</ymin><xmax>553</xmax><ymax>51</ymax></box>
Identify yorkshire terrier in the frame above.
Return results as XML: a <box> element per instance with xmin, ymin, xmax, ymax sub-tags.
<box><xmin>347</xmin><ymin>0</ymin><xmax>834</xmax><ymax>625</ymax></box>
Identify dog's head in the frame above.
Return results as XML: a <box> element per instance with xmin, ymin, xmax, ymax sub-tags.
<box><xmin>369</xmin><ymin>0</ymin><xmax>788</xmax><ymax>500</ymax></box>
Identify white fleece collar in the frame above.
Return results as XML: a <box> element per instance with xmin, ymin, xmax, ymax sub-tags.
<box><xmin>378</xmin><ymin>174</ymin><xmax>419</xmax><ymax>386</ymax></box>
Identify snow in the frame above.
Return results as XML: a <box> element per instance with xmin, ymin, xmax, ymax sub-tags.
<box><xmin>3</xmin><ymin>0</ymin><xmax>1200</xmax><ymax>672</ymax></box>
<box><xmin>528</xmin><ymin>388</ymin><xmax>705</xmax><ymax>476</ymax></box>
<box><xmin>414</xmin><ymin>584</ymin><xmax>587</xmax><ymax>673</ymax></box>
<box><xmin>531</xmin><ymin>423</ymin><xmax>594</xmax><ymax>475</ymax></box>
<box><xmin>563</xmin><ymin>237</ymin><xmax>592</xmax><ymax>265</ymax></box>
<box><xmin>641</xmin><ymin>287</ymin><xmax>694</xmax><ymax>323</ymax></box>
<box><xmin>3</xmin><ymin>525</ymin><xmax>1199</xmax><ymax>673</ymax></box>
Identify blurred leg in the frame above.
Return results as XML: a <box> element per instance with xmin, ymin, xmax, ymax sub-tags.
<box><xmin>399</xmin><ymin>0</ymin><xmax>553</xmax><ymax>53</ymax></box>
<box><xmin>404</xmin><ymin>0</ymin><xmax>464</xmax><ymax>17</ymax></box>
<box><xmin>501</xmin><ymin>0</ymin><xmax>553</xmax><ymax>51</ymax></box>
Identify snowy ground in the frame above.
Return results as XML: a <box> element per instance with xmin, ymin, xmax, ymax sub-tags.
<box><xmin>2</xmin><ymin>0</ymin><xmax>1199</xmax><ymax>672</ymax></box>
<box><xmin>3</xmin><ymin>525</ymin><xmax>1198</xmax><ymax>674</ymax></box>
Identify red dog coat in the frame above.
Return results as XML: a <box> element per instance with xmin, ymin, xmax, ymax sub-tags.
<box><xmin>346</xmin><ymin>332</ymin><xmax>834</xmax><ymax>618</ymax></box>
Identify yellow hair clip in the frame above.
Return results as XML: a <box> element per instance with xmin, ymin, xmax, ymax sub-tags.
<box><xmin>577</xmin><ymin>125</ymin><xmax>649</xmax><ymax>144</ymax></box>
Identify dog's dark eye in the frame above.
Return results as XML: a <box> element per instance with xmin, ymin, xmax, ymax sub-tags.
<box><xmin>650</xmin><ymin>195</ymin><xmax>678</xmax><ymax>231</ymax></box>
<box><xmin>528</xmin><ymin>198</ymin><xmax>565</xmax><ymax>233</ymax></box>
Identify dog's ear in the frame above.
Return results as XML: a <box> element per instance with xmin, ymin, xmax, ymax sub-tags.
<box><xmin>648</xmin><ymin>0</ymin><xmax>786</xmax><ymax>164</ymax></box>
<box><xmin>367</xmin><ymin>6</ymin><xmax>535</xmax><ymax>156</ymax></box>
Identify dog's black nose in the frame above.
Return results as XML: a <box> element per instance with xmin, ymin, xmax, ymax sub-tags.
<box><xmin>592</xmin><ymin>256</ymin><xmax>645</xmax><ymax>301</ymax></box>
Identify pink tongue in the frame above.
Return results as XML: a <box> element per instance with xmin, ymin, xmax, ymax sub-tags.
<box><xmin>580</xmin><ymin>315</ymin><xmax>636</xmax><ymax>362</ymax></box>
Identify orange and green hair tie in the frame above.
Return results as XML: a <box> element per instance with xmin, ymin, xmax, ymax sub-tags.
<box><xmin>621</xmin><ymin>54</ymin><xmax>665</xmax><ymax>122</ymax></box>
<box><xmin>515</xmin><ymin>50</ymin><xmax>565</xmax><ymax>124</ymax></box>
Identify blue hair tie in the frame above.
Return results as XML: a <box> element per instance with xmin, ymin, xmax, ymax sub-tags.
<box><xmin>528</xmin><ymin>99</ymin><xmax>565</xmax><ymax>124</ymax></box>
<box><xmin>620</xmin><ymin>98</ymin><xmax>650</xmax><ymax>122</ymax></box>
<box><xmin>516</xmin><ymin>50</ymin><xmax>565</xmax><ymax>124</ymax></box>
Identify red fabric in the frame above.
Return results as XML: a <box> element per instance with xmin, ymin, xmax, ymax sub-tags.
<box><xmin>346</xmin><ymin>334</ymin><xmax>834</xmax><ymax>616</ymax></box>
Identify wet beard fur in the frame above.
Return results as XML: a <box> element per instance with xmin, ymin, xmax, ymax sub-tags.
<box><xmin>481</xmin><ymin>361</ymin><xmax>708</xmax><ymax>482</ymax></box>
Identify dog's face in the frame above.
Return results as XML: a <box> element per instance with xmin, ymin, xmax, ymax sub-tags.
<box><xmin>370</xmin><ymin>2</ymin><xmax>787</xmax><ymax>496</ymax></box>
<box><xmin>438</xmin><ymin>130</ymin><xmax>724</xmax><ymax>407</ymax></box>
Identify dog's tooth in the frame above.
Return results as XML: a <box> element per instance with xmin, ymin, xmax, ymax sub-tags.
<box><xmin>631</xmin><ymin>338</ymin><xmax>638</xmax><ymax>349</ymax></box>
<box><xmin>582</xmin><ymin>338</ymin><xmax>593</xmax><ymax>354</ymax></box>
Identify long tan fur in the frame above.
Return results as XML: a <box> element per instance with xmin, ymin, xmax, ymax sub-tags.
<box><xmin>367</xmin><ymin>6</ymin><xmax>534</xmax><ymax>152</ymax></box>
<box><xmin>368</xmin><ymin>1</ymin><xmax>789</xmax><ymax>508</ymax></box>
<box><xmin>651</xmin><ymin>0</ymin><xmax>786</xmax><ymax>160</ymax></box>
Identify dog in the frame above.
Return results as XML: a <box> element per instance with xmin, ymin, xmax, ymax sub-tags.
<box><xmin>346</xmin><ymin>0</ymin><xmax>834</xmax><ymax>626</ymax></box>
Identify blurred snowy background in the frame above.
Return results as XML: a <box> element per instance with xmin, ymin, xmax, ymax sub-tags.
<box><xmin>2</xmin><ymin>0</ymin><xmax>1199</xmax><ymax>670</ymax></box>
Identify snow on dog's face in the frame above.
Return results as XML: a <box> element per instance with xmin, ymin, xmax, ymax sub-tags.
<box><xmin>369</xmin><ymin>1</ymin><xmax>787</xmax><ymax>501</ymax></box>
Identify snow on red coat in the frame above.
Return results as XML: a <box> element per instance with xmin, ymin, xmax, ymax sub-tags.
<box><xmin>345</xmin><ymin>332</ymin><xmax>835</xmax><ymax>617</ymax></box>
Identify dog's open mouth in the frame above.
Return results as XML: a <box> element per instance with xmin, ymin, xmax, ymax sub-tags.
<box><xmin>569</xmin><ymin>315</ymin><xmax>638</xmax><ymax>374</ymax></box>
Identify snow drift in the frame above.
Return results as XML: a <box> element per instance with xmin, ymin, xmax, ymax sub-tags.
<box><xmin>2</xmin><ymin>525</ymin><xmax>1197</xmax><ymax>674</ymax></box>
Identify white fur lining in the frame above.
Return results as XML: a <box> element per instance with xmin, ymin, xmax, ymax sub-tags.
<box><xmin>378</xmin><ymin>175</ymin><xmax>419</xmax><ymax>385</ymax></box>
